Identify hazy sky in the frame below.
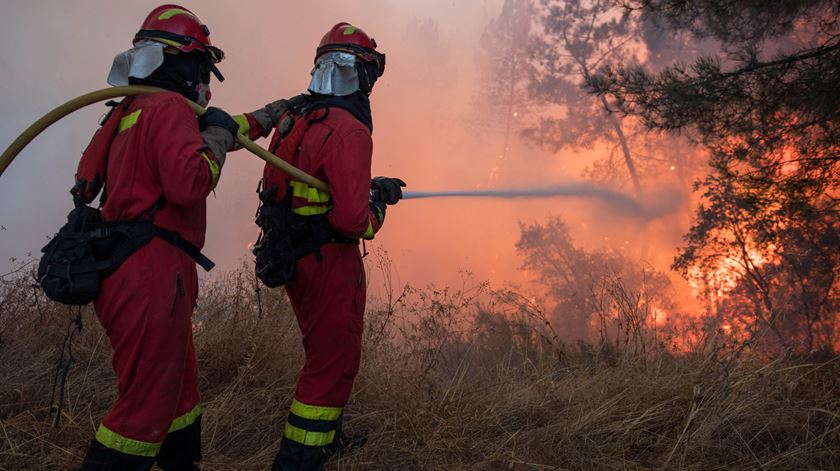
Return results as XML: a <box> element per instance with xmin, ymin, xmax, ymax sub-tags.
<box><xmin>0</xmin><ymin>0</ymin><xmax>690</xmax><ymax>296</ymax></box>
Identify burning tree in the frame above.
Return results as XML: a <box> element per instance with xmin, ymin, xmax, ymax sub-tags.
<box><xmin>589</xmin><ymin>0</ymin><xmax>840</xmax><ymax>353</ymax></box>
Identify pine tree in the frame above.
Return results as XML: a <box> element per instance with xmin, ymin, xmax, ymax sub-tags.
<box><xmin>589</xmin><ymin>0</ymin><xmax>840</xmax><ymax>352</ymax></box>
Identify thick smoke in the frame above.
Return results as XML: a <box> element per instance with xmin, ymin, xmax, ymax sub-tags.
<box><xmin>0</xmin><ymin>0</ymin><xmax>695</xmax><ymax>296</ymax></box>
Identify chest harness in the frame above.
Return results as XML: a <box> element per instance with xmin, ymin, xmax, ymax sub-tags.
<box><xmin>252</xmin><ymin>102</ymin><xmax>358</xmax><ymax>288</ymax></box>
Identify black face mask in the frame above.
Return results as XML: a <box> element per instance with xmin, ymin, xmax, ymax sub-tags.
<box><xmin>313</xmin><ymin>92</ymin><xmax>373</xmax><ymax>132</ymax></box>
<box><xmin>355</xmin><ymin>60</ymin><xmax>382</xmax><ymax>95</ymax></box>
<box><xmin>133</xmin><ymin>51</ymin><xmax>217</xmax><ymax>102</ymax></box>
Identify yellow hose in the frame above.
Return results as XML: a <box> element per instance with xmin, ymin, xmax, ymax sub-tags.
<box><xmin>0</xmin><ymin>85</ymin><xmax>330</xmax><ymax>192</ymax></box>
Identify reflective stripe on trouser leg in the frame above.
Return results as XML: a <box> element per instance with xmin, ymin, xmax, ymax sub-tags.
<box><xmin>95</xmin><ymin>404</ymin><xmax>203</xmax><ymax>458</ymax></box>
<box><xmin>283</xmin><ymin>399</ymin><xmax>342</xmax><ymax>446</ymax></box>
<box><xmin>95</xmin><ymin>424</ymin><xmax>162</xmax><ymax>457</ymax></box>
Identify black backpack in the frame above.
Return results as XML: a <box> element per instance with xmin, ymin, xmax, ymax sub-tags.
<box><xmin>37</xmin><ymin>190</ymin><xmax>215</xmax><ymax>306</ymax></box>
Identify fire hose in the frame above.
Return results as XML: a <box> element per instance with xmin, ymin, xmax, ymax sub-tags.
<box><xmin>0</xmin><ymin>85</ymin><xmax>330</xmax><ymax>192</ymax></box>
<box><xmin>0</xmin><ymin>86</ymin><xmax>663</xmax><ymax>216</ymax></box>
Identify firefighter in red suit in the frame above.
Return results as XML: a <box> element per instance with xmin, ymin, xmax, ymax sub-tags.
<box><xmin>77</xmin><ymin>5</ymin><xmax>249</xmax><ymax>470</ymax></box>
<box><xmin>236</xmin><ymin>23</ymin><xmax>405</xmax><ymax>470</ymax></box>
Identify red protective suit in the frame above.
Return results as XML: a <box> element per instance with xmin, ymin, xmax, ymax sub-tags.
<box><xmin>87</xmin><ymin>91</ymin><xmax>219</xmax><ymax>460</ymax></box>
<box><xmin>240</xmin><ymin>103</ymin><xmax>379</xmax><ymax>456</ymax></box>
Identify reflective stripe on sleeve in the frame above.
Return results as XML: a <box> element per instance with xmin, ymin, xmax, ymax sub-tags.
<box><xmin>118</xmin><ymin>109</ymin><xmax>142</xmax><ymax>133</ymax></box>
<box><xmin>95</xmin><ymin>424</ymin><xmax>161</xmax><ymax>457</ymax></box>
<box><xmin>200</xmin><ymin>152</ymin><xmax>220</xmax><ymax>188</ymax></box>
<box><xmin>362</xmin><ymin>220</ymin><xmax>374</xmax><ymax>239</ymax></box>
<box><xmin>232</xmin><ymin>114</ymin><xmax>250</xmax><ymax>136</ymax></box>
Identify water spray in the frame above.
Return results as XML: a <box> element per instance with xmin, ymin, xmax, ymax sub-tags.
<box><xmin>399</xmin><ymin>184</ymin><xmax>680</xmax><ymax>218</ymax></box>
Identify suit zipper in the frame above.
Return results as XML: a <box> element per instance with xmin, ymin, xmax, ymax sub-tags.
<box><xmin>171</xmin><ymin>272</ymin><xmax>185</xmax><ymax>315</ymax></box>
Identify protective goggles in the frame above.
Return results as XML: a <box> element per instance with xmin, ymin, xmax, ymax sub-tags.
<box><xmin>316</xmin><ymin>43</ymin><xmax>386</xmax><ymax>77</ymax></box>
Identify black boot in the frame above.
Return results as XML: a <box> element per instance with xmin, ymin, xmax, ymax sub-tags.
<box><xmin>323</xmin><ymin>415</ymin><xmax>366</xmax><ymax>461</ymax></box>
<box><xmin>78</xmin><ymin>439</ymin><xmax>155</xmax><ymax>471</ymax></box>
<box><xmin>270</xmin><ymin>438</ymin><xmax>328</xmax><ymax>471</ymax></box>
<box><xmin>324</xmin><ymin>433</ymin><xmax>367</xmax><ymax>460</ymax></box>
<box><xmin>157</xmin><ymin>415</ymin><xmax>202</xmax><ymax>471</ymax></box>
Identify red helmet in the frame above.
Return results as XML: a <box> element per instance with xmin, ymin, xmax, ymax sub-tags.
<box><xmin>316</xmin><ymin>23</ymin><xmax>385</xmax><ymax>77</ymax></box>
<box><xmin>134</xmin><ymin>5</ymin><xmax>224</xmax><ymax>64</ymax></box>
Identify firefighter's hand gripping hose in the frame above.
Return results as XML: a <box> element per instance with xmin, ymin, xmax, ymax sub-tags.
<box><xmin>0</xmin><ymin>85</ymin><xmax>330</xmax><ymax>193</ymax></box>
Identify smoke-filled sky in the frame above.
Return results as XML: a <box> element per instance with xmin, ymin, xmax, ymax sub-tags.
<box><xmin>0</xmin><ymin>0</ymin><xmax>693</xmax><ymax>297</ymax></box>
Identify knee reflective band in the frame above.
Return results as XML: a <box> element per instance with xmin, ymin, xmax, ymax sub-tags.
<box><xmin>168</xmin><ymin>403</ymin><xmax>203</xmax><ymax>434</ymax></box>
<box><xmin>0</xmin><ymin>86</ymin><xmax>330</xmax><ymax>194</ymax></box>
<box><xmin>96</xmin><ymin>424</ymin><xmax>161</xmax><ymax>457</ymax></box>
<box><xmin>284</xmin><ymin>399</ymin><xmax>342</xmax><ymax>447</ymax></box>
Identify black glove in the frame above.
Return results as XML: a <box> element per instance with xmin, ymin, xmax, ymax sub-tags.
<box><xmin>371</xmin><ymin>177</ymin><xmax>407</xmax><ymax>205</ymax></box>
<box><xmin>371</xmin><ymin>201</ymin><xmax>386</xmax><ymax>226</ymax></box>
<box><xmin>199</xmin><ymin>107</ymin><xmax>239</xmax><ymax>140</ymax></box>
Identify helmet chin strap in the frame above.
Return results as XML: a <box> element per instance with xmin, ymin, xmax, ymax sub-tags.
<box><xmin>355</xmin><ymin>60</ymin><xmax>380</xmax><ymax>95</ymax></box>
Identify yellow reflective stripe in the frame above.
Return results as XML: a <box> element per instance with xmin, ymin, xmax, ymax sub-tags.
<box><xmin>201</xmin><ymin>152</ymin><xmax>220</xmax><ymax>188</ymax></box>
<box><xmin>95</xmin><ymin>424</ymin><xmax>161</xmax><ymax>457</ymax></box>
<box><xmin>158</xmin><ymin>8</ymin><xmax>195</xmax><ymax>20</ymax></box>
<box><xmin>290</xmin><ymin>399</ymin><xmax>342</xmax><ymax>421</ymax></box>
<box><xmin>362</xmin><ymin>220</ymin><xmax>374</xmax><ymax>239</ymax></box>
<box><xmin>169</xmin><ymin>403</ymin><xmax>202</xmax><ymax>433</ymax></box>
<box><xmin>118</xmin><ymin>109</ymin><xmax>142</xmax><ymax>133</ymax></box>
<box><xmin>233</xmin><ymin>114</ymin><xmax>250</xmax><ymax>135</ymax></box>
<box><xmin>290</xmin><ymin>181</ymin><xmax>331</xmax><ymax>204</ymax></box>
<box><xmin>153</xmin><ymin>38</ymin><xmax>184</xmax><ymax>48</ymax></box>
<box><xmin>343</xmin><ymin>26</ymin><xmax>358</xmax><ymax>35</ymax></box>
<box><xmin>284</xmin><ymin>422</ymin><xmax>336</xmax><ymax>446</ymax></box>
<box><xmin>292</xmin><ymin>205</ymin><xmax>331</xmax><ymax>216</ymax></box>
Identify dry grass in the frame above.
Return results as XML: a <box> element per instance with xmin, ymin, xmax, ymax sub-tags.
<box><xmin>1</xmin><ymin>262</ymin><xmax>839</xmax><ymax>470</ymax></box>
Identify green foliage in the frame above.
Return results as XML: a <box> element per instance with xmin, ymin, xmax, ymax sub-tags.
<box><xmin>621</xmin><ymin>0</ymin><xmax>837</xmax><ymax>46</ymax></box>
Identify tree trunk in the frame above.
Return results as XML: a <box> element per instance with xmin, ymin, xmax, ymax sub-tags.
<box><xmin>600</xmin><ymin>94</ymin><xmax>642</xmax><ymax>196</ymax></box>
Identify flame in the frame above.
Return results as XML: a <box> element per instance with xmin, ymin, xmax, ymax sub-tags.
<box><xmin>687</xmin><ymin>242</ymin><xmax>777</xmax><ymax>303</ymax></box>
<box><xmin>650</xmin><ymin>305</ymin><xmax>669</xmax><ymax>327</ymax></box>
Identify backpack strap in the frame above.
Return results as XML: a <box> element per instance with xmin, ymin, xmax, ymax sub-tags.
<box><xmin>152</xmin><ymin>225</ymin><xmax>216</xmax><ymax>272</ymax></box>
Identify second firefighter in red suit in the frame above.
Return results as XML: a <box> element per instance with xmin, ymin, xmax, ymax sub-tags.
<box><xmin>236</xmin><ymin>23</ymin><xmax>405</xmax><ymax>470</ymax></box>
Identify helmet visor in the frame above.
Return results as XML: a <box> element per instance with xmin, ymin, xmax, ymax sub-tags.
<box><xmin>317</xmin><ymin>43</ymin><xmax>385</xmax><ymax>77</ymax></box>
<box><xmin>135</xmin><ymin>29</ymin><xmax>225</xmax><ymax>63</ymax></box>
